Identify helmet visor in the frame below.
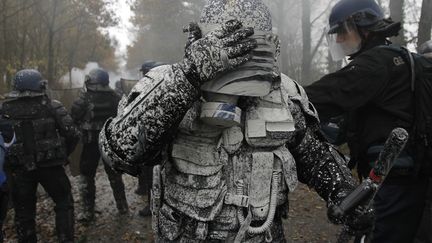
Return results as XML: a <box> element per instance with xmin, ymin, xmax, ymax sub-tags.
<box><xmin>326</xmin><ymin>20</ymin><xmax>362</xmax><ymax>61</ymax></box>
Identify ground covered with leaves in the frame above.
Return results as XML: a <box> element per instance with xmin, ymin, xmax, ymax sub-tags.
<box><xmin>3</xmin><ymin>165</ymin><xmax>341</xmax><ymax>243</ymax></box>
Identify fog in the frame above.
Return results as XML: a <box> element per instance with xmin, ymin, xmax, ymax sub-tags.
<box><xmin>0</xmin><ymin>0</ymin><xmax>425</xmax><ymax>92</ymax></box>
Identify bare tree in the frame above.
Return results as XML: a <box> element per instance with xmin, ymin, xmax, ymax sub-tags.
<box><xmin>417</xmin><ymin>0</ymin><xmax>432</xmax><ymax>49</ymax></box>
<box><xmin>127</xmin><ymin>0</ymin><xmax>205</xmax><ymax>69</ymax></box>
<box><xmin>0</xmin><ymin>0</ymin><xmax>118</xmax><ymax>91</ymax></box>
<box><xmin>389</xmin><ymin>0</ymin><xmax>405</xmax><ymax>45</ymax></box>
<box><xmin>302</xmin><ymin>0</ymin><xmax>312</xmax><ymax>83</ymax></box>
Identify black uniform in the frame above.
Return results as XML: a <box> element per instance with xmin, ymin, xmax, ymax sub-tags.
<box><xmin>2</xmin><ymin>93</ymin><xmax>79</xmax><ymax>243</ymax></box>
<box><xmin>0</xmin><ymin>119</ymin><xmax>14</xmax><ymax>243</ymax></box>
<box><xmin>71</xmin><ymin>85</ymin><xmax>128</xmax><ymax>220</ymax></box>
<box><xmin>306</xmin><ymin>39</ymin><xmax>428</xmax><ymax>243</ymax></box>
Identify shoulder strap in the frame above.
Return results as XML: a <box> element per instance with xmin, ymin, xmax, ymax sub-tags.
<box><xmin>401</xmin><ymin>46</ymin><xmax>416</xmax><ymax>92</ymax></box>
<box><xmin>378</xmin><ymin>44</ymin><xmax>416</xmax><ymax>91</ymax></box>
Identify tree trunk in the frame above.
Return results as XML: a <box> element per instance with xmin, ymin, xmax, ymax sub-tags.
<box><xmin>47</xmin><ymin>0</ymin><xmax>58</xmax><ymax>84</ymax></box>
<box><xmin>389</xmin><ymin>0</ymin><xmax>405</xmax><ymax>45</ymax></box>
<box><xmin>301</xmin><ymin>0</ymin><xmax>311</xmax><ymax>84</ymax></box>
<box><xmin>417</xmin><ymin>0</ymin><xmax>432</xmax><ymax>50</ymax></box>
<box><xmin>47</xmin><ymin>28</ymin><xmax>55</xmax><ymax>84</ymax></box>
<box><xmin>277</xmin><ymin>0</ymin><xmax>288</xmax><ymax>75</ymax></box>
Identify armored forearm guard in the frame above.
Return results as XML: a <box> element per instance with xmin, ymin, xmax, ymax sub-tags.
<box><xmin>99</xmin><ymin>65</ymin><xmax>200</xmax><ymax>174</ymax></box>
<box><xmin>291</xmin><ymin>125</ymin><xmax>356</xmax><ymax>204</ymax></box>
<box><xmin>280</xmin><ymin>74</ymin><xmax>356</xmax><ymax>204</ymax></box>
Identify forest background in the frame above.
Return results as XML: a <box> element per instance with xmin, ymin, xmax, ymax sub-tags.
<box><xmin>0</xmin><ymin>0</ymin><xmax>431</xmax><ymax>98</ymax></box>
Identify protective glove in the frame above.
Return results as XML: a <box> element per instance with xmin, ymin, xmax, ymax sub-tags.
<box><xmin>327</xmin><ymin>189</ymin><xmax>375</xmax><ymax>236</ymax></box>
<box><xmin>179</xmin><ymin>19</ymin><xmax>257</xmax><ymax>85</ymax></box>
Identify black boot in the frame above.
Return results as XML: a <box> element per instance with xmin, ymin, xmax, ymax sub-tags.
<box><xmin>78</xmin><ymin>176</ymin><xmax>95</xmax><ymax>223</ymax></box>
<box><xmin>117</xmin><ymin>199</ymin><xmax>129</xmax><ymax>215</ymax></box>
<box><xmin>138</xmin><ymin>205</ymin><xmax>151</xmax><ymax>217</ymax></box>
<box><xmin>139</xmin><ymin>191</ymin><xmax>152</xmax><ymax>217</ymax></box>
<box><xmin>55</xmin><ymin>204</ymin><xmax>74</xmax><ymax>243</ymax></box>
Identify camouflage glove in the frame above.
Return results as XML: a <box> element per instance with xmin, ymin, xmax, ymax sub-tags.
<box><xmin>327</xmin><ymin>189</ymin><xmax>375</xmax><ymax>236</ymax></box>
<box><xmin>180</xmin><ymin>19</ymin><xmax>257</xmax><ymax>85</ymax></box>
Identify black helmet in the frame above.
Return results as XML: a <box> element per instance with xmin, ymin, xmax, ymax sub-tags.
<box><xmin>85</xmin><ymin>68</ymin><xmax>109</xmax><ymax>86</ymax></box>
<box><xmin>139</xmin><ymin>61</ymin><xmax>165</xmax><ymax>75</ymax></box>
<box><xmin>329</xmin><ymin>0</ymin><xmax>400</xmax><ymax>36</ymax></box>
<box><xmin>419</xmin><ymin>40</ymin><xmax>432</xmax><ymax>55</ymax></box>
<box><xmin>329</xmin><ymin>0</ymin><xmax>383</xmax><ymax>31</ymax></box>
<box><xmin>13</xmin><ymin>69</ymin><xmax>46</xmax><ymax>92</ymax></box>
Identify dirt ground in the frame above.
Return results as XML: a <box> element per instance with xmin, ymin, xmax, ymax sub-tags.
<box><xmin>3</xmin><ymin>164</ymin><xmax>342</xmax><ymax>243</ymax></box>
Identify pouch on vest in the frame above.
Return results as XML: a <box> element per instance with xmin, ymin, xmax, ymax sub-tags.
<box><xmin>245</xmin><ymin>89</ymin><xmax>295</xmax><ymax>148</ymax></box>
<box><xmin>166</xmin><ymin>135</ymin><xmax>228</xmax><ymax>221</ymax></box>
<box><xmin>249</xmin><ymin>152</ymin><xmax>274</xmax><ymax>219</ymax></box>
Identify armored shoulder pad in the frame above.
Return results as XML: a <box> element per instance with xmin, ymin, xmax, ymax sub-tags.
<box><xmin>120</xmin><ymin>65</ymin><xmax>181</xmax><ymax>117</ymax></box>
<box><xmin>280</xmin><ymin>73</ymin><xmax>319</xmax><ymax>121</ymax></box>
<box><xmin>130</xmin><ymin>65</ymin><xmax>171</xmax><ymax>94</ymax></box>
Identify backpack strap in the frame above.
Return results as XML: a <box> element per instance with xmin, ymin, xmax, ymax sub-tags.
<box><xmin>401</xmin><ymin>46</ymin><xmax>416</xmax><ymax>92</ymax></box>
<box><xmin>377</xmin><ymin>45</ymin><xmax>416</xmax><ymax>91</ymax></box>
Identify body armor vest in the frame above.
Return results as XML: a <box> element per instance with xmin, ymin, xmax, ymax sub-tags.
<box><xmin>2</xmin><ymin>96</ymin><xmax>66</xmax><ymax>170</ymax></box>
<box><xmin>82</xmin><ymin>90</ymin><xmax>118</xmax><ymax>131</ymax></box>
<box><xmin>154</xmin><ymin>84</ymin><xmax>300</xmax><ymax>241</ymax></box>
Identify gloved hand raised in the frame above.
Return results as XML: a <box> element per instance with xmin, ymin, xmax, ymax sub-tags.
<box><xmin>180</xmin><ymin>19</ymin><xmax>257</xmax><ymax>85</ymax></box>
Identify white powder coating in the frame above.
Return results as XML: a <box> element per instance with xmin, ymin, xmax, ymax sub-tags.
<box><xmin>200</xmin><ymin>0</ymin><xmax>272</xmax><ymax>32</ymax></box>
<box><xmin>97</xmin><ymin>1</ymin><xmax>359</xmax><ymax>240</ymax></box>
<box><xmin>98</xmin><ymin>63</ymin><xmax>357</xmax><ymax>241</ymax></box>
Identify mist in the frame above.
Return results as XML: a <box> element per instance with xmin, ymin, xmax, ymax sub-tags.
<box><xmin>0</xmin><ymin>0</ymin><xmax>427</xmax><ymax>92</ymax></box>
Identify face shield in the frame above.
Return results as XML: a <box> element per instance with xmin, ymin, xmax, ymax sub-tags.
<box><xmin>326</xmin><ymin>19</ymin><xmax>362</xmax><ymax>61</ymax></box>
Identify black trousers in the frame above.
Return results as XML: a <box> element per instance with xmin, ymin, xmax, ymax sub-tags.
<box><xmin>79</xmin><ymin>141</ymin><xmax>126</xmax><ymax>209</ymax></box>
<box><xmin>415</xmin><ymin>178</ymin><xmax>432</xmax><ymax>243</ymax></box>
<box><xmin>9</xmin><ymin>166</ymin><xmax>74</xmax><ymax>243</ymax></box>
<box><xmin>137</xmin><ymin>166</ymin><xmax>153</xmax><ymax>198</ymax></box>
<box><xmin>371</xmin><ymin>175</ymin><xmax>428</xmax><ymax>243</ymax></box>
<box><xmin>0</xmin><ymin>183</ymin><xmax>9</xmax><ymax>243</ymax></box>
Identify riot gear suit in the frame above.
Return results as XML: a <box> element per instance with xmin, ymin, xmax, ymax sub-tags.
<box><xmin>71</xmin><ymin>68</ymin><xmax>127</xmax><ymax>223</ymax></box>
<box><xmin>99</xmin><ymin>1</ymin><xmax>373</xmax><ymax>242</ymax></box>
<box><xmin>2</xmin><ymin>69</ymin><xmax>79</xmax><ymax>243</ymax></box>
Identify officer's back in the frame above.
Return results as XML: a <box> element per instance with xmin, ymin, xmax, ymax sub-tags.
<box><xmin>2</xmin><ymin>70</ymin><xmax>79</xmax><ymax>168</ymax></box>
<box><xmin>1</xmin><ymin>69</ymin><xmax>79</xmax><ymax>243</ymax></box>
<box><xmin>71</xmin><ymin>68</ymin><xmax>119</xmax><ymax>142</ymax></box>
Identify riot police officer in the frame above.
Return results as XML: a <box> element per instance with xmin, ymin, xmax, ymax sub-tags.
<box><xmin>415</xmin><ymin>40</ymin><xmax>432</xmax><ymax>243</ymax></box>
<box><xmin>306</xmin><ymin>0</ymin><xmax>428</xmax><ymax>242</ymax></box>
<box><xmin>1</xmin><ymin>69</ymin><xmax>79</xmax><ymax>243</ymax></box>
<box><xmin>0</xmin><ymin>119</ymin><xmax>14</xmax><ymax>242</ymax></box>
<box><xmin>71</xmin><ymin>68</ymin><xmax>128</xmax><ymax>223</ymax></box>
<box><xmin>99</xmin><ymin>0</ymin><xmax>374</xmax><ymax>241</ymax></box>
